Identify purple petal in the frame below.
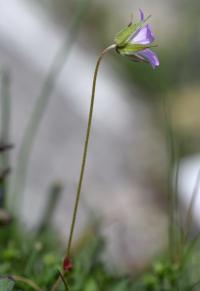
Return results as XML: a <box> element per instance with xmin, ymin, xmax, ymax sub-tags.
<box><xmin>139</xmin><ymin>9</ymin><xmax>145</xmax><ymax>21</ymax></box>
<box><xmin>138</xmin><ymin>49</ymin><xmax>159</xmax><ymax>69</ymax></box>
<box><xmin>130</xmin><ymin>24</ymin><xmax>155</xmax><ymax>45</ymax></box>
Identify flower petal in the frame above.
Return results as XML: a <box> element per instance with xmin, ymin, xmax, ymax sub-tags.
<box><xmin>139</xmin><ymin>9</ymin><xmax>145</xmax><ymax>21</ymax></box>
<box><xmin>138</xmin><ymin>49</ymin><xmax>159</xmax><ymax>69</ymax></box>
<box><xmin>130</xmin><ymin>24</ymin><xmax>155</xmax><ymax>45</ymax></box>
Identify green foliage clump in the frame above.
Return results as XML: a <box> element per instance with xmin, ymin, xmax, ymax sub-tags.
<box><xmin>0</xmin><ymin>224</ymin><xmax>138</xmax><ymax>290</ymax></box>
<box><xmin>1</xmin><ymin>223</ymin><xmax>200</xmax><ymax>291</ymax></box>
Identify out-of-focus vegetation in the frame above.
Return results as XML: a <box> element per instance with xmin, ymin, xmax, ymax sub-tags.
<box><xmin>1</xmin><ymin>222</ymin><xmax>200</xmax><ymax>290</ymax></box>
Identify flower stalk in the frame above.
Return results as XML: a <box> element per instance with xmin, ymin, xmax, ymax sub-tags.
<box><xmin>66</xmin><ymin>44</ymin><xmax>116</xmax><ymax>258</ymax></box>
<box><xmin>51</xmin><ymin>44</ymin><xmax>116</xmax><ymax>291</ymax></box>
<box><xmin>66</xmin><ymin>9</ymin><xmax>159</xmax><ymax>258</ymax></box>
<box><xmin>52</xmin><ymin>9</ymin><xmax>159</xmax><ymax>290</ymax></box>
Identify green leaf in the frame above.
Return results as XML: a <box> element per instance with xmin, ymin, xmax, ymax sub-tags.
<box><xmin>0</xmin><ymin>277</ymin><xmax>15</xmax><ymax>291</ymax></box>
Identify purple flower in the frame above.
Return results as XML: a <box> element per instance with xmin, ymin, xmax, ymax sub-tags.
<box><xmin>136</xmin><ymin>48</ymin><xmax>159</xmax><ymax>69</ymax></box>
<box><xmin>115</xmin><ymin>10</ymin><xmax>159</xmax><ymax>69</ymax></box>
<box><xmin>129</xmin><ymin>24</ymin><xmax>155</xmax><ymax>45</ymax></box>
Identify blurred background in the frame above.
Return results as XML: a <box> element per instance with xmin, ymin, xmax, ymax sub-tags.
<box><xmin>0</xmin><ymin>0</ymin><xmax>200</xmax><ymax>274</ymax></box>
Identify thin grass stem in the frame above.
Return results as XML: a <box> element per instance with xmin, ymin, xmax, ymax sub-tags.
<box><xmin>58</xmin><ymin>271</ymin><xmax>70</xmax><ymax>291</ymax></box>
<box><xmin>12</xmin><ymin>275</ymin><xmax>42</xmax><ymax>291</ymax></box>
<box><xmin>162</xmin><ymin>94</ymin><xmax>176</xmax><ymax>260</ymax></box>
<box><xmin>0</xmin><ymin>69</ymin><xmax>11</xmax><ymax>209</ymax></box>
<box><xmin>12</xmin><ymin>0</ymin><xmax>92</xmax><ymax>214</ymax></box>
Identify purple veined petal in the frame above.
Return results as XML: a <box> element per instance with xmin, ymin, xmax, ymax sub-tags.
<box><xmin>139</xmin><ymin>9</ymin><xmax>145</xmax><ymax>21</ymax></box>
<box><xmin>138</xmin><ymin>48</ymin><xmax>160</xmax><ymax>69</ymax></box>
<box><xmin>130</xmin><ymin>24</ymin><xmax>155</xmax><ymax>45</ymax></box>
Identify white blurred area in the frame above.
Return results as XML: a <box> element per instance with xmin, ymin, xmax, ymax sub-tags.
<box><xmin>178</xmin><ymin>155</ymin><xmax>200</xmax><ymax>229</ymax></box>
<box><xmin>0</xmin><ymin>0</ymin><xmax>170</xmax><ymax>272</ymax></box>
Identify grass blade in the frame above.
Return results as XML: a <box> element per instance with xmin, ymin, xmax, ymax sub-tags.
<box><xmin>0</xmin><ymin>69</ymin><xmax>11</xmax><ymax>209</ymax></box>
<box><xmin>11</xmin><ymin>0</ymin><xmax>92</xmax><ymax>214</ymax></box>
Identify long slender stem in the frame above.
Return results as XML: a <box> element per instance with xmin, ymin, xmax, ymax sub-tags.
<box><xmin>66</xmin><ymin>44</ymin><xmax>116</xmax><ymax>258</ymax></box>
<box><xmin>51</xmin><ymin>44</ymin><xmax>115</xmax><ymax>291</ymax></box>
<box><xmin>162</xmin><ymin>95</ymin><xmax>176</xmax><ymax>260</ymax></box>
<box><xmin>58</xmin><ymin>271</ymin><xmax>71</xmax><ymax>291</ymax></box>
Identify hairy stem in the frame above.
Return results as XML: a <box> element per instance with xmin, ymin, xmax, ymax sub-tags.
<box><xmin>51</xmin><ymin>43</ymin><xmax>116</xmax><ymax>291</ymax></box>
<box><xmin>66</xmin><ymin>44</ymin><xmax>116</xmax><ymax>257</ymax></box>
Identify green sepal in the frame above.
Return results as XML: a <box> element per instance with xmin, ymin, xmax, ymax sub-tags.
<box><xmin>118</xmin><ymin>43</ymin><xmax>154</xmax><ymax>55</ymax></box>
<box><xmin>115</xmin><ymin>15</ymin><xmax>152</xmax><ymax>47</ymax></box>
<box><xmin>114</xmin><ymin>21</ymin><xmax>142</xmax><ymax>47</ymax></box>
